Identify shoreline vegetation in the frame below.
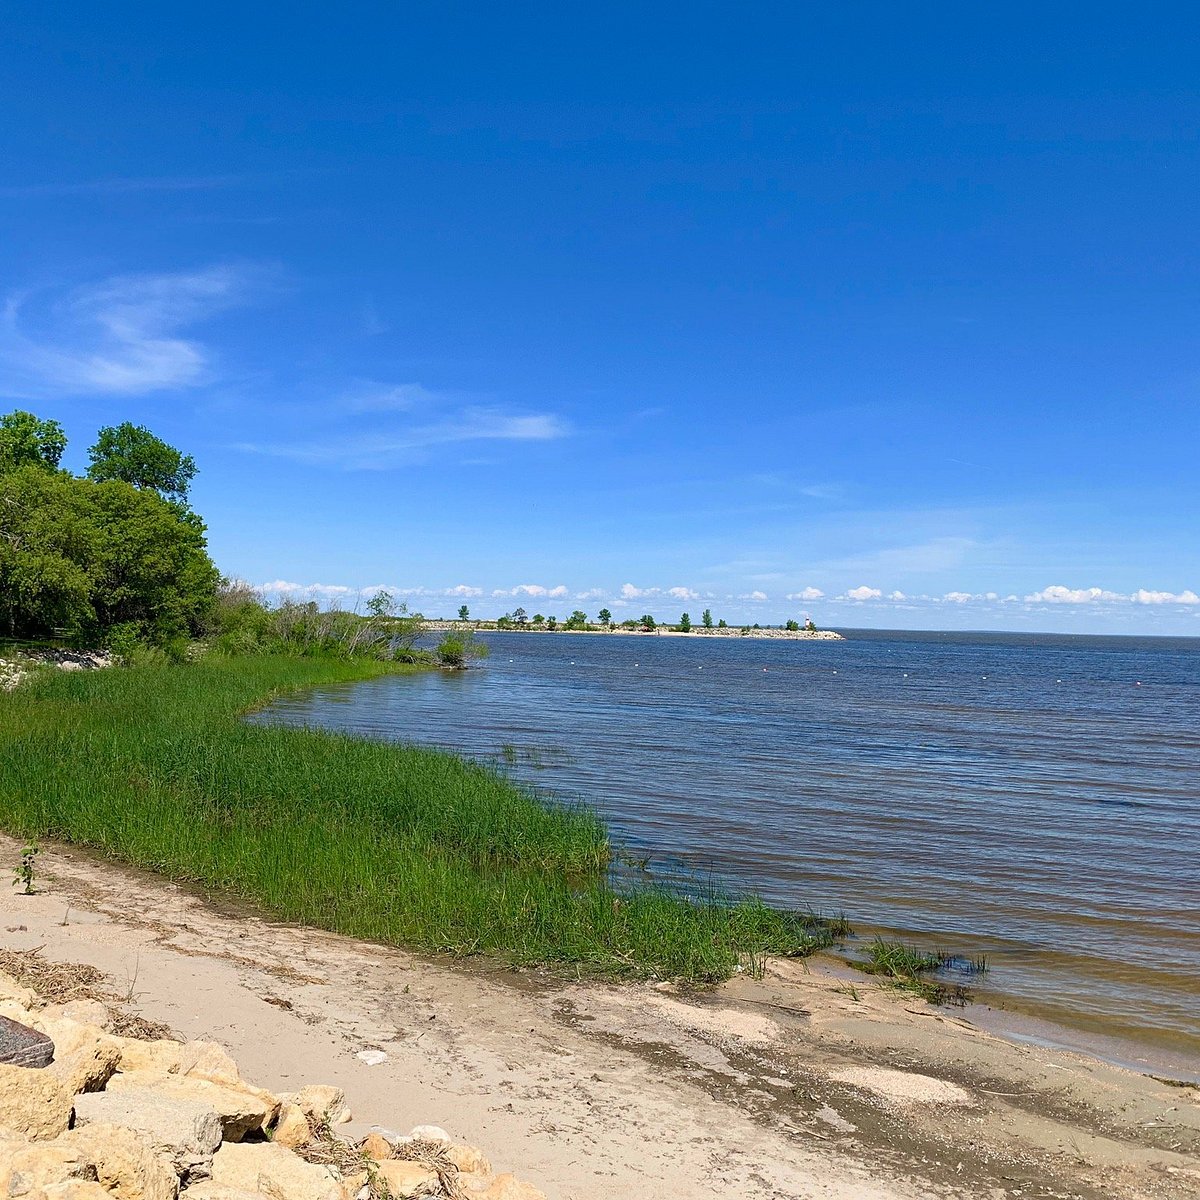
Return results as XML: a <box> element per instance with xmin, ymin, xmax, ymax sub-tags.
<box><xmin>424</xmin><ymin>619</ymin><xmax>845</xmax><ymax>640</ymax></box>
<box><xmin>0</xmin><ymin>653</ymin><xmax>848</xmax><ymax>982</ymax></box>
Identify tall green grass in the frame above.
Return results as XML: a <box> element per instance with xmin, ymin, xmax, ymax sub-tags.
<box><xmin>0</xmin><ymin>656</ymin><xmax>838</xmax><ymax>980</ymax></box>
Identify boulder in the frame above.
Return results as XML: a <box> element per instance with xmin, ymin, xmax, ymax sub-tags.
<box><xmin>210</xmin><ymin>1142</ymin><xmax>342</xmax><ymax>1200</ymax></box>
<box><xmin>358</xmin><ymin>1133</ymin><xmax>391</xmax><ymax>1162</ymax></box>
<box><xmin>373</xmin><ymin>1160</ymin><xmax>439</xmax><ymax>1198</ymax></box>
<box><xmin>178</xmin><ymin>1042</ymin><xmax>241</xmax><ymax>1088</ymax></box>
<box><xmin>0</xmin><ymin>974</ymin><xmax>37</xmax><ymax>1012</ymax></box>
<box><xmin>57</xmin><ymin>1123</ymin><xmax>179</xmax><ymax>1200</ymax></box>
<box><xmin>0</xmin><ymin>1015</ymin><xmax>54</xmax><ymax>1069</ymax></box>
<box><xmin>461</xmin><ymin>1174</ymin><xmax>546</xmax><ymax>1200</ymax></box>
<box><xmin>42</xmin><ymin>1182</ymin><xmax>113</xmax><ymax>1200</ymax></box>
<box><xmin>270</xmin><ymin>1103</ymin><xmax>310</xmax><ymax>1150</ymax></box>
<box><xmin>291</xmin><ymin>1086</ymin><xmax>350</xmax><ymax>1128</ymax></box>
<box><xmin>179</xmin><ymin>1186</ymin><xmax>261</xmax><ymax>1200</ymax></box>
<box><xmin>0</xmin><ymin>1138</ymin><xmax>93</xmax><ymax>1195</ymax></box>
<box><xmin>446</xmin><ymin>1144</ymin><xmax>491</xmax><ymax>1176</ymax></box>
<box><xmin>113</xmin><ymin>1038</ymin><xmax>183</xmax><ymax>1076</ymax></box>
<box><xmin>407</xmin><ymin>1125</ymin><xmax>449</xmax><ymax>1144</ymax></box>
<box><xmin>37</xmin><ymin>1019</ymin><xmax>121</xmax><ymax>1094</ymax></box>
<box><xmin>53</xmin><ymin>1001</ymin><xmax>111</xmax><ymax>1031</ymax></box>
<box><xmin>106</xmin><ymin>1074</ymin><xmax>278</xmax><ymax>1142</ymax></box>
<box><xmin>0</xmin><ymin>1063</ymin><xmax>74</xmax><ymax>1140</ymax></box>
<box><xmin>73</xmin><ymin>1088</ymin><xmax>222</xmax><ymax>1181</ymax></box>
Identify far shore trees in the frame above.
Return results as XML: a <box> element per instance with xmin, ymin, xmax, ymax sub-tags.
<box><xmin>785</xmin><ymin>618</ymin><xmax>800</xmax><ymax>631</ymax></box>
<box><xmin>702</xmin><ymin>608</ymin><xmax>713</xmax><ymax>628</ymax></box>
<box><xmin>598</xmin><ymin>607</ymin><xmax>612</xmax><ymax>627</ymax></box>
<box><xmin>678</xmin><ymin>612</ymin><xmax>692</xmax><ymax>632</ymax></box>
<box><xmin>639</xmin><ymin>613</ymin><xmax>656</xmax><ymax>630</ymax></box>
<box><xmin>565</xmin><ymin>609</ymin><xmax>588</xmax><ymax>630</ymax></box>
<box><xmin>458</xmin><ymin>604</ymin><xmax>470</xmax><ymax>621</ymax></box>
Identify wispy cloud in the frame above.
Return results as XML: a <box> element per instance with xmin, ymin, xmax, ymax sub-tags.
<box><xmin>0</xmin><ymin>265</ymin><xmax>260</xmax><ymax>398</ymax></box>
<box><xmin>240</xmin><ymin>406</ymin><xmax>568</xmax><ymax>469</ymax></box>
<box><xmin>786</xmin><ymin>587</ymin><xmax>824</xmax><ymax>601</ymax></box>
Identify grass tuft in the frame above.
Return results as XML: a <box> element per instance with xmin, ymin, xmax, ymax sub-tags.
<box><xmin>0</xmin><ymin>655</ymin><xmax>841</xmax><ymax>981</ymax></box>
<box><xmin>858</xmin><ymin>937</ymin><xmax>988</xmax><ymax>1006</ymax></box>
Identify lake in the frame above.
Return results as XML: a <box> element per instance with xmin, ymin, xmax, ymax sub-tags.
<box><xmin>256</xmin><ymin>628</ymin><xmax>1200</xmax><ymax>1068</ymax></box>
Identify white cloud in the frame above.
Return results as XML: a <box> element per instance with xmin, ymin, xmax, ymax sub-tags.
<box><xmin>504</xmin><ymin>583</ymin><xmax>570</xmax><ymax>599</ymax></box>
<box><xmin>0</xmin><ymin>265</ymin><xmax>257</xmax><ymax>398</ymax></box>
<box><xmin>255</xmin><ymin>580</ymin><xmax>356</xmax><ymax>600</ymax></box>
<box><xmin>241</xmin><ymin>406</ymin><xmax>568</xmax><ymax>469</ymax></box>
<box><xmin>1024</xmin><ymin>585</ymin><xmax>1126</xmax><ymax>604</ymax></box>
<box><xmin>943</xmin><ymin>591</ymin><xmax>974</xmax><ymax>604</ymax></box>
<box><xmin>738</xmin><ymin>590</ymin><xmax>769</xmax><ymax>602</ymax></box>
<box><xmin>574</xmin><ymin>588</ymin><xmax>605</xmax><ymax>601</ymax></box>
<box><xmin>786</xmin><ymin>587</ymin><xmax>824</xmax><ymax>601</ymax></box>
<box><xmin>888</xmin><ymin>590</ymin><xmax>908</xmax><ymax>601</ymax></box>
<box><xmin>666</xmin><ymin>586</ymin><xmax>700</xmax><ymax>600</ymax></box>
<box><xmin>843</xmin><ymin>585</ymin><xmax>883</xmax><ymax>602</ymax></box>
<box><xmin>1132</xmin><ymin>588</ymin><xmax>1200</xmax><ymax>605</ymax></box>
<box><xmin>620</xmin><ymin>583</ymin><xmax>646</xmax><ymax>599</ymax></box>
<box><xmin>445</xmin><ymin>584</ymin><xmax>483</xmax><ymax>598</ymax></box>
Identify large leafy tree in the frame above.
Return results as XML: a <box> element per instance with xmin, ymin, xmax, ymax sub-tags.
<box><xmin>87</xmin><ymin>422</ymin><xmax>197</xmax><ymax>502</ymax></box>
<box><xmin>0</xmin><ymin>411</ymin><xmax>67</xmax><ymax>473</ymax></box>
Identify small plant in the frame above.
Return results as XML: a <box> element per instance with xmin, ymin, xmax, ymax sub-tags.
<box><xmin>14</xmin><ymin>841</ymin><xmax>39</xmax><ymax>895</ymax></box>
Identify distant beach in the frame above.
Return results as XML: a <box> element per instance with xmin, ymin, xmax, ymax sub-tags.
<box><xmin>422</xmin><ymin>620</ymin><xmax>845</xmax><ymax>641</ymax></box>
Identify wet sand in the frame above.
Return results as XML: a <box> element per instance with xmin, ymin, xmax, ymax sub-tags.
<box><xmin>3</xmin><ymin>835</ymin><xmax>1198</xmax><ymax>1199</ymax></box>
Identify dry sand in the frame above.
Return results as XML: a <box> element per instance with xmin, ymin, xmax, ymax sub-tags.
<box><xmin>2</xmin><ymin>834</ymin><xmax>1197</xmax><ymax>1200</ymax></box>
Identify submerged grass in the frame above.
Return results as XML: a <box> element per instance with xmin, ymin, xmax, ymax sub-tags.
<box><xmin>859</xmin><ymin>937</ymin><xmax>988</xmax><ymax>1006</ymax></box>
<box><xmin>0</xmin><ymin>655</ymin><xmax>840</xmax><ymax>981</ymax></box>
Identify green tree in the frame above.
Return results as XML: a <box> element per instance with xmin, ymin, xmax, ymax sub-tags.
<box><xmin>598</xmin><ymin>607</ymin><xmax>612</xmax><ymax>627</ymax></box>
<box><xmin>678</xmin><ymin>612</ymin><xmax>692</xmax><ymax>632</ymax></box>
<box><xmin>458</xmin><ymin>604</ymin><xmax>470</xmax><ymax>621</ymax></box>
<box><xmin>513</xmin><ymin>606</ymin><xmax>528</xmax><ymax>626</ymax></box>
<box><xmin>701</xmin><ymin>608</ymin><xmax>713</xmax><ymax>628</ymax></box>
<box><xmin>639</xmin><ymin>613</ymin><xmax>656</xmax><ymax>630</ymax></box>
<box><xmin>785</xmin><ymin>618</ymin><xmax>800</xmax><ymax>631</ymax></box>
<box><xmin>717</xmin><ymin>618</ymin><xmax>728</xmax><ymax>628</ymax></box>
<box><xmin>366</xmin><ymin>590</ymin><xmax>394</xmax><ymax>618</ymax></box>
<box><xmin>546</xmin><ymin>615</ymin><xmax>558</xmax><ymax>630</ymax></box>
<box><xmin>565</xmin><ymin>609</ymin><xmax>588</xmax><ymax>630</ymax></box>
<box><xmin>0</xmin><ymin>411</ymin><xmax>67</xmax><ymax>474</ymax></box>
<box><xmin>532</xmin><ymin>613</ymin><xmax>545</xmax><ymax>625</ymax></box>
<box><xmin>87</xmin><ymin>423</ymin><xmax>197</xmax><ymax>501</ymax></box>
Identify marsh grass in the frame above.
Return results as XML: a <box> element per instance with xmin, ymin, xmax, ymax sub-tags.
<box><xmin>0</xmin><ymin>656</ymin><xmax>839</xmax><ymax>981</ymax></box>
<box><xmin>860</xmin><ymin>937</ymin><xmax>988</xmax><ymax>1006</ymax></box>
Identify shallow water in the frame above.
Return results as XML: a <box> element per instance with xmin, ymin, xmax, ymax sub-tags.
<box><xmin>256</xmin><ymin>628</ymin><xmax>1200</xmax><ymax>1063</ymax></box>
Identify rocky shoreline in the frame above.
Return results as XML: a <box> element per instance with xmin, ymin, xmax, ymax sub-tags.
<box><xmin>423</xmin><ymin>622</ymin><xmax>844</xmax><ymax>641</ymax></box>
<box><xmin>0</xmin><ymin>963</ymin><xmax>542</xmax><ymax>1200</ymax></box>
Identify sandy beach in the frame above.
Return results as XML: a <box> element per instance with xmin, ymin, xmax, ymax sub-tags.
<box><xmin>4</xmin><ymin>834</ymin><xmax>1197</xmax><ymax>1200</ymax></box>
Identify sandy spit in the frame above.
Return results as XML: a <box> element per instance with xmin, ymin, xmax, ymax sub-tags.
<box><xmin>2</xmin><ymin>836</ymin><xmax>1197</xmax><ymax>1200</ymax></box>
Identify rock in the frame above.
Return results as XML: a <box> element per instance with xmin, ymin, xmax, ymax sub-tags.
<box><xmin>37</xmin><ymin>1020</ymin><xmax>121</xmax><ymax>1094</ymax></box>
<box><xmin>106</xmin><ymin>1074</ymin><xmax>277</xmax><ymax>1142</ymax></box>
<box><xmin>179</xmin><ymin>1186</ymin><xmax>261</xmax><ymax>1200</ymax></box>
<box><xmin>0</xmin><ymin>1063</ymin><xmax>74</xmax><ymax>1140</ymax></box>
<box><xmin>291</xmin><ymin>1086</ymin><xmax>350</xmax><ymax>1128</ymax></box>
<box><xmin>353</xmin><ymin>1050</ymin><xmax>386</xmax><ymax>1067</ymax></box>
<box><xmin>407</xmin><ymin>1125</ymin><xmax>449</xmax><ymax>1143</ymax></box>
<box><xmin>338</xmin><ymin>1169</ymin><xmax>369</xmax><ymax>1200</ymax></box>
<box><xmin>270</xmin><ymin>1103</ymin><xmax>311</xmax><ymax>1150</ymax></box>
<box><xmin>114</xmin><ymin>1038</ymin><xmax>183</xmax><ymax>1076</ymax></box>
<box><xmin>42</xmin><ymin>1182</ymin><xmax>113</xmax><ymax>1200</ymax></box>
<box><xmin>0</xmin><ymin>1139</ymin><xmax>93</xmax><ymax>1195</ymax></box>
<box><xmin>0</xmin><ymin>1015</ymin><xmax>54</xmax><ymax>1068</ymax></box>
<box><xmin>178</xmin><ymin>1042</ymin><xmax>241</xmax><ymax>1087</ymax></box>
<box><xmin>358</xmin><ymin>1133</ymin><xmax>391</xmax><ymax>1162</ymax></box>
<box><xmin>0</xmin><ymin>975</ymin><xmax>38</xmax><ymax>1012</ymax></box>
<box><xmin>211</xmin><ymin>1142</ymin><xmax>342</xmax><ymax>1200</ymax></box>
<box><xmin>373</xmin><ymin>1160</ymin><xmax>439</xmax><ymax>1198</ymax></box>
<box><xmin>55</xmin><ymin>1001</ymin><xmax>111</xmax><ymax>1031</ymax></box>
<box><xmin>73</xmin><ymin>1088</ymin><xmax>222</xmax><ymax>1181</ymax></box>
<box><xmin>58</xmin><ymin>1123</ymin><xmax>179</xmax><ymax>1200</ymax></box>
<box><xmin>446</xmin><ymin>1144</ymin><xmax>491</xmax><ymax>1176</ymax></box>
<box><xmin>461</xmin><ymin>1174</ymin><xmax>546</xmax><ymax>1200</ymax></box>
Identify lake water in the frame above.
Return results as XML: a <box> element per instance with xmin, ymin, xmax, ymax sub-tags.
<box><xmin>257</xmin><ymin>628</ymin><xmax>1200</xmax><ymax>1066</ymax></box>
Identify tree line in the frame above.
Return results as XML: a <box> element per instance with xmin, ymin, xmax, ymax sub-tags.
<box><xmin>455</xmin><ymin>605</ymin><xmax>818</xmax><ymax>633</ymax></box>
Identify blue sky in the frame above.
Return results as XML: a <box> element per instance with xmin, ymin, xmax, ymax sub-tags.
<box><xmin>1</xmin><ymin>4</ymin><xmax>1197</xmax><ymax>632</ymax></box>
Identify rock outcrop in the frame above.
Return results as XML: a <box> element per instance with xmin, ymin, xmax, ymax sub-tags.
<box><xmin>0</xmin><ymin>970</ymin><xmax>546</xmax><ymax>1200</ymax></box>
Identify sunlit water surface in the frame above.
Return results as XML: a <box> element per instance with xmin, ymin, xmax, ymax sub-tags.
<box><xmin>255</xmin><ymin>629</ymin><xmax>1200</xmax><ymax>1065</ymax></box>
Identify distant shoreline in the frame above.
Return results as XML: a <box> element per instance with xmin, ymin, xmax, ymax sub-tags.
<box><xmin>424</xmin><ymin>621</ymin><xmax>844</xmax><ymax>641</ymax></box>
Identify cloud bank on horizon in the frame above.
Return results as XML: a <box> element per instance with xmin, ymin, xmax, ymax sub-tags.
<box><xmin>1</xmin><ymin>7</ymin><xmax>1197</xmax><ymax>634</ymax></box>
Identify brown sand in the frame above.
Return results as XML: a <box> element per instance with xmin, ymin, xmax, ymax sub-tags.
<box><xmin>2</xmin><ymin>834</ymin><xmax>1197</xmax><ymax>1199</ymax></box>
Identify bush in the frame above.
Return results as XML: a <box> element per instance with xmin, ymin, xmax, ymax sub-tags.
<box><xmin>436</xmin><ymin>630</ymin><xmax>489</xmax><ymax>669</ymax></box>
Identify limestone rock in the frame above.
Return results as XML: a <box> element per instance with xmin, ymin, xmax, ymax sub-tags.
<box><xmin>270</xmin><ymin>1103</ymin><xmax>311</xmax><ymax>1150</ymax></box>
<box><xmin>291</xmin><ymin>1086</ymin><xmax>350</xmax><ymax>1128</ymax></box>
<box><xmin>211</xmin><ymin>1142</ymin><xmax>342</xmax><ymax>1200</ymax></box>
<box><xmin>73</xmin><ymin>1088</ymin><xmax>222</xmax><ymax>1181</ymax></box>
<box><xmin>114</xmin><ymin>1038</ymin><xmax>183</xmax><ymax>1076</ymax></box>
<box><xmin>0</xmin><ymin>1139</ymin><xmax>93</xmax><ymax>1195</ymax></box>
<box><xmin>178</xmin><ymin>1043</ymin><xmax>241</xmax><ymax>1088</ymax></box>
<box><xmin>0</xmin><ymin>974</ymin><xmax>37</xmax><ymax>1012</ymax></box>
<box><xmin>37</xmin><ymin>1020</ymin><xmax>121</xmax><ymax>1094</ymax></box>
<box><xmin>373</xmin><ymin>1160</ymin><xmax>438</xmax><ymax>1198</ymax></box>
<box><xmin>181</xmin><ymin>1185</ymin><xmax>262</xmax><ymax>1200</ymax></box>
<box><xmin>407</xmin><ymin>1125</ymin><xmax>448</xmax><ymax>1144</ymax></box>
<box><xmin>58</xmin><ymin>1123</ymin><xmax>179</xmax><ymax>1200</ymax></box>
<box><xmin>42</xmin><ymin>1182</ymin><xmax>113</xmax><ymax>1200</ymax></box>
<box><xmin>106</xmin><ymin>1073</ymin><xmax>278</xmax><ymax>1142</ymax></box>
<box><xmin>461</xmin><ymin>1174</ymin><xmax>546</xmax><ymax>1200</ymax></box>
<box><xmin>357</xmin><ymin>1133</ymin><xmax>391</xmax><ymax>1162</ymax></box>
<box><xmin>0</xmin><ymin>1063</ymin><xmax>74</xmax><ymax>1140</ymax></box>
<box><xmin>54</xmin><ymin>1001</ymin><xmax>111</xmax><ymax>1031</ymax></box>
<box><xmin>446</xmin><ymin>1144</ymin><xmax>491</xmax><ymax>1176</ymax></box>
